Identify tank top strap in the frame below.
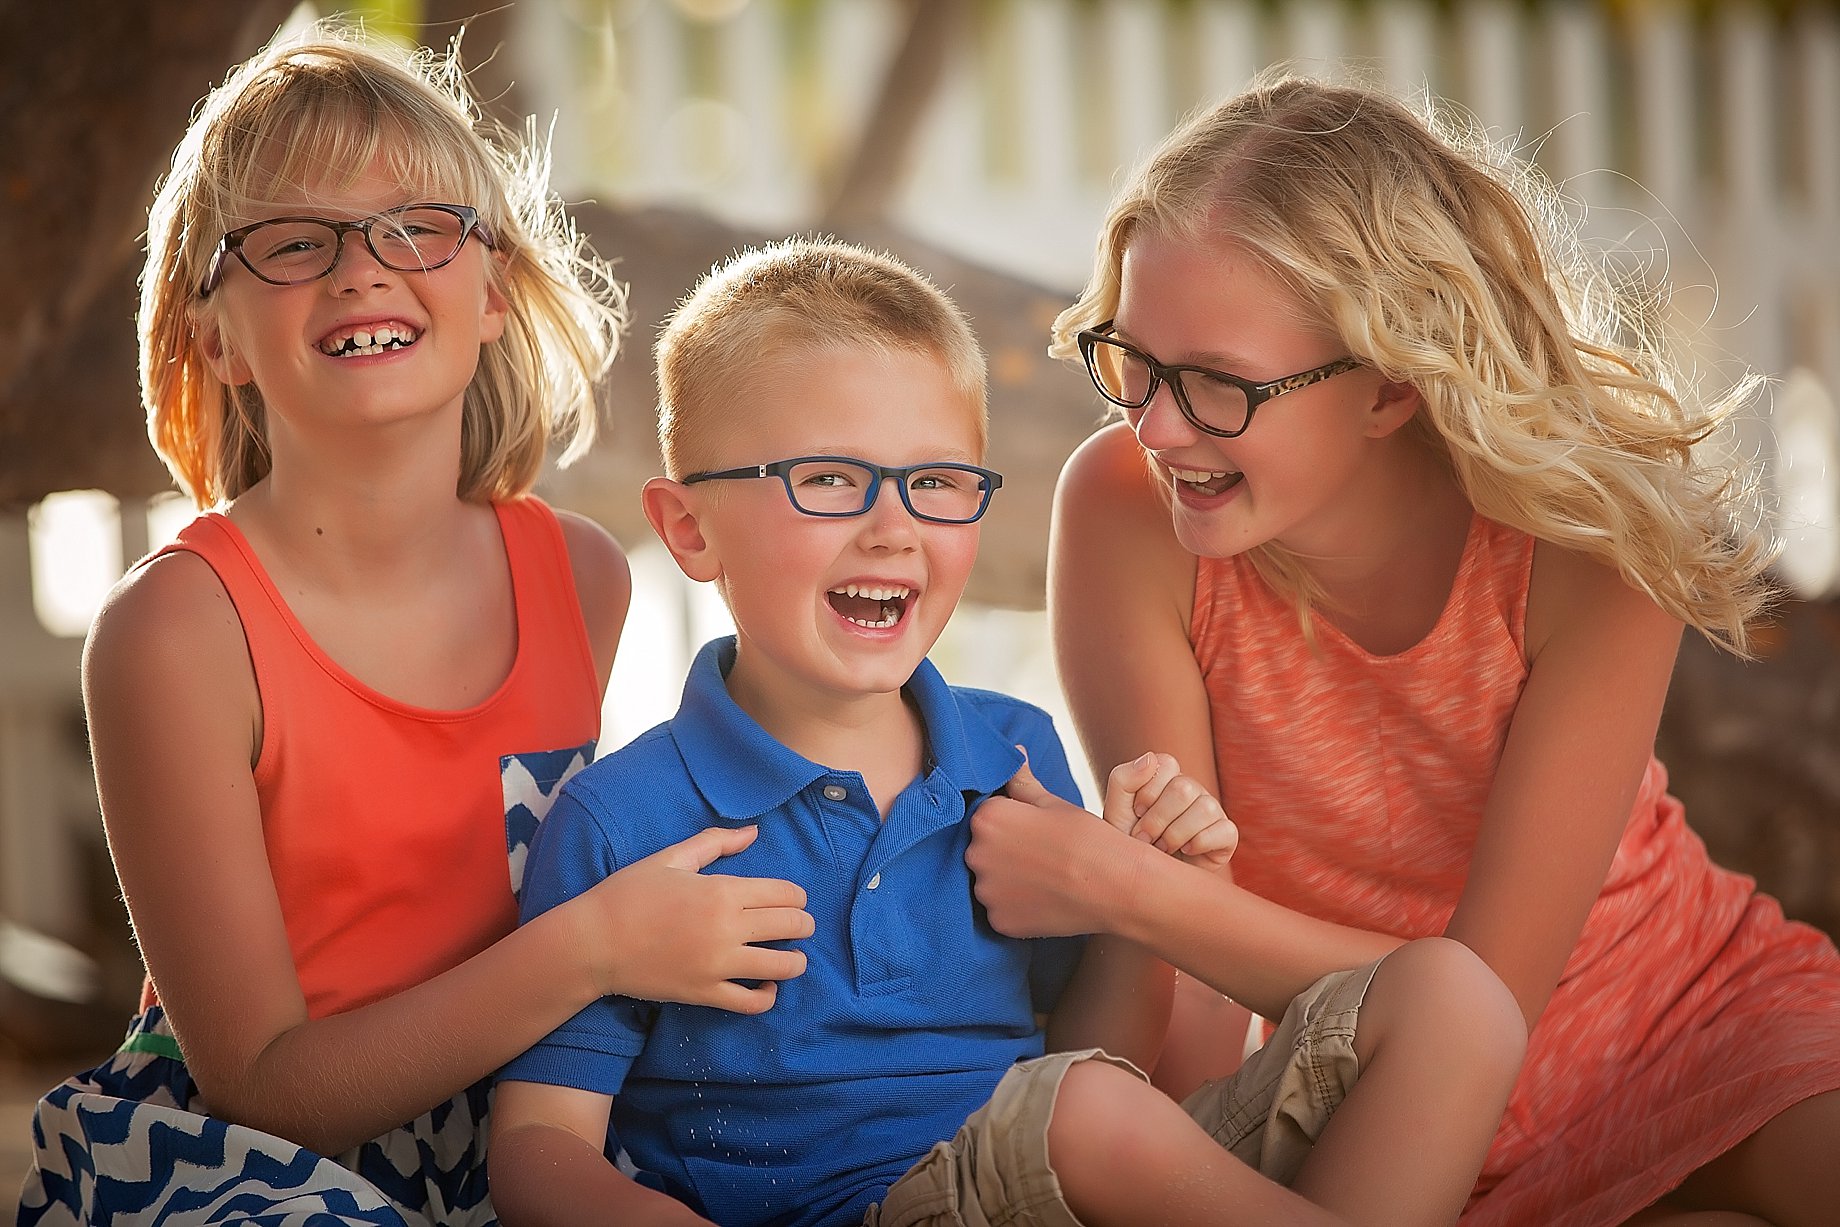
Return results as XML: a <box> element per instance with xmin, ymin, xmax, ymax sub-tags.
<box><xmin>494</xmin><ymin>496</ymin><xmax>598</xmax><ymax>695</ymax></box>
<box><xmin>142</xmin><ymin>512</ymin><xmax>296</xmax><ymax>701</ymax></box>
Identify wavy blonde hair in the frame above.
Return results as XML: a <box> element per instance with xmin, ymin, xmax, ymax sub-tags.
<box><xmin>142</xmin><ymin>20</ymin><xmax>626</xmax><ymax>507</ymax></box>
<box><xmin>1052</xmin><ymin>71</ymin><xmax>1777</xmax><ymax>655</ymax></box>
<box><xmin>656</xmin><ymin>237</ymin><xmax>987</xmax><ymax>477</ymax></box>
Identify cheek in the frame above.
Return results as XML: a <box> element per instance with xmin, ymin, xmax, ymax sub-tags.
<box><xmin>931</xmin><ymin>528</ymin><xmax>983</xmax><ymax>586</ymax></box>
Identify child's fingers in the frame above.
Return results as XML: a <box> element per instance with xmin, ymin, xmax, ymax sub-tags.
<box><xmin>704</xmin><ymin>980</ymin><xmax>781</xmax><ymax>1016</ymax></box>
<box><xmin>741</xmin><ymin>904</ymin><xmax>816</xmax><ymax>945</ymax></box>
<box><xmin>1126</xmin><ymin>762</ymin><xmax>1200</xmax><ymax>843</ymax></box>
<box><xmin>649</xmin><ymin>823</ymin><xmax>760</xmax><ymax>872</ymax></box>
<box><xmin>1101</xmin><ymin>751</ymin><xmax>1172</xmax><ymax>832</ymax></box>
<box><xmin>1162</xmin><ymin>808</ymin><xmax>1238</xmax><ymax>863</ymax></box>
<box><xmin>718</xmin><ymin>875</ymin><xmax>809</xmax><ymax>914</ymax></box>
<box><xmin>732</xmin><ymin>943</ymin><xmax>807</xmax><ymax>985</ymax></box>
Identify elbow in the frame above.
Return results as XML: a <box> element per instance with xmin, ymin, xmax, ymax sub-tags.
<box><xmin>189</xmin><ymin>1054</ymin><xmax>374</xmax><ymax>1158</ymax></box>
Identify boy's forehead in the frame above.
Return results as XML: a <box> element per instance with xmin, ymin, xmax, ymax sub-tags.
<box><xmin>749</xmin><ymin>343</ymin><xmax>984</xmax><ymax>450</ymax></box>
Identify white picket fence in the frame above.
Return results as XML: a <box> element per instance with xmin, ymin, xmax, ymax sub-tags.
<box><xmin>511</xmin><ymin>0</ymin><xmax>1840</xmax><ymax>594</ymax></box>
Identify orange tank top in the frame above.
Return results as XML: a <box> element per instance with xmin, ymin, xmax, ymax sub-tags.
<box><xmin>139</xmin><ymin>497</ymin><xmax>601</xmax><ymax>1018</ymax></box>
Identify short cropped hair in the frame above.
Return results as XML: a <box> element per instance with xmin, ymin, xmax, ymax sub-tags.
<box><xmin>655</xmin><ymin>238</ymin><xmax>987</xmax><ymax>477</ymax></box>
<box><xmin>142</xmin><ymin>20</ymin><xmax>626</xmax><ymax>506</ymax></box>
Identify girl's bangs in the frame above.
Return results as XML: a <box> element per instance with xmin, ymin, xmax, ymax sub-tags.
<box><xmin>215</xmin><ymin>87</ymin><xmax>485</xmax><ymax>224</ymax></box>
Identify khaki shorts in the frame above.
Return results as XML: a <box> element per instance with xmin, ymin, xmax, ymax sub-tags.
<box><xmin>863</xmin><ymin>959</ymin><xmax>1381</xmax><ymax>1227</ymax></box>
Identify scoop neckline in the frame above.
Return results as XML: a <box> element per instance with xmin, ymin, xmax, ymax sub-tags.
<box><xmin>204</xmin><ymin>505</ymin><xmax>524</xmax><ymax>721</ymax></box>
<box><xmin>1305</xmin><ymin>510</ymin><xmax>1486</xmax><ymax>664</ymax></box>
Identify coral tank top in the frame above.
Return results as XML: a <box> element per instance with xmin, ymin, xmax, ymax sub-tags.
<box><xmin>138</xmin><ymin>497</ymin><xmax>601</xmax><ymax>1019</ymax></box>
<box><xmin>1192</xmin><ymin>513</ymin><xmax>1840</xmax><ymax>1225</ymax></box>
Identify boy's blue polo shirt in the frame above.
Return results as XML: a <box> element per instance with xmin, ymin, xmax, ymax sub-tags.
<box><xmin>501</xmin><ymin>637</ymin><xmax>1087</xmax><ymax>1227</ymax></box>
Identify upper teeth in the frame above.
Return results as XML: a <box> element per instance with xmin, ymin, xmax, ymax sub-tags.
<box><xmin>320</xmin><ymin>324</ymin><xmax>419</xmax><ymax>355</ymax></box>
<box><xmin>832</xmin><ymin>584</ymin><xmax>911</xmax><ymax>601</ymax></box>
<box><xmin>1168</xmin><ymin>466</ymin><xmax>1234</xmax><ymax>483</ymax></box>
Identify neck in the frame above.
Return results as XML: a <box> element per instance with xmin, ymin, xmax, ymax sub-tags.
<box><xmin>725</xmin><ymin>666</ymin><xmax>926</xmax><ymax>818</ymax></box>
<box><xmin>1285</xmin><ymin>439</ymin><xmax>1475</xmax><ymax>655</ymax></box>
<box><xmin>227</xmin><ymin>418</ymin><xmax>478</xmax><ymax>589</ymax></box>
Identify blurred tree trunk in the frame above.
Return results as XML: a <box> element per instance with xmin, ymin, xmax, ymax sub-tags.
<box><xmin>0</xmin><ymin>0</ymin><xmax>296</xmax><ymax>508</ymax></box>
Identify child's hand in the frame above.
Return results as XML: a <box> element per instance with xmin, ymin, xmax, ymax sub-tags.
<box><xmin>1104</xmin><ymin>752</ymin><xmax>1238</xmax><ymax>871</ymax></box>
<box><xmin>582</xmin><ymin>825</ymin><xmax>813</xmax><ymax>1013</ymax></box>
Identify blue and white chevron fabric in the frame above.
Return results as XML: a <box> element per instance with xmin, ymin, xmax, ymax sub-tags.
<box><xmin>17</xmin><ymin>1008</ymin><xmax>497</xmax><ymax>1227</ymax></box>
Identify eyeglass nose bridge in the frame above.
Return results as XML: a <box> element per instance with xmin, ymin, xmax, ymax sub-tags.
<box><xmin>858</xmin><ymin>469</ymin><xmax>920</xmax><ymax>522</ymax></box>
<box><xmin>317</xmin><ymin>218</ymin><xmax>393</xmax><ymax>283</ymax></box>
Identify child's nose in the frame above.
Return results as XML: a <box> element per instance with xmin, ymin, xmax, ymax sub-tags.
<box><xmin>858</xmin><ymin>481</ymin><xmax>921</xmax><ymax>547</ymax></box>
<box><xmin>326</xmin><ymin>230</ymin><xmax>389</xmax><ymax>291</ymax></box>
<box><xmin>1128</xmin><ymin>379</ymin><xmax>1201</xmax><ymax>451</ymax></box>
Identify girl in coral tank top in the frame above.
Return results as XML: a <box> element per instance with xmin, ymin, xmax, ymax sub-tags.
<box><xmin>967</xmin><ymin>73</ymin><xmax>1840</xmax><ymax>1226</ymax></box>
<box><xmin>18</xmin><ymin>23</ymin><xmax>810</xmax><ymax>1227</ymax></box>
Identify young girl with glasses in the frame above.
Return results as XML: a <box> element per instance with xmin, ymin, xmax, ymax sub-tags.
<box><xmin>968</xmin><ymin>72</ymin><xmax>1840</xmax><ymax>1225</ymax></box>
<box><xmin>19</xmin><ymin>23</ymin><xmax>811</xmax><ymax>1227</ymax></box>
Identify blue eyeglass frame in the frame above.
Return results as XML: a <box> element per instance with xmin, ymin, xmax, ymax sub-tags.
<box><xmin>681</xmin><ymin>455</ymin><xmax>1004</xmax><ymax>524</ymax></box>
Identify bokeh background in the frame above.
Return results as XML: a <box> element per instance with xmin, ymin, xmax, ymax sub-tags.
<box><xmin>4</xmin><ymin>0</ymin><xmax>1840</xmax><ymax>1195</ymax></box>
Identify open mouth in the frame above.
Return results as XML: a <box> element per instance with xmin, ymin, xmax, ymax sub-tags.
<box><xmin>1167</xmin><ymin>464</ymin><xmax>1244</xmax><ymax>498</ymax></box>
<box><xmin>827</xmin><ymin>583</ymin><xmax>913</xmax><ymax>630</ymax></box>
<box><xmin>318</xmin><ymin>322</ymin><xmax>420</xmax><ymax>357</ymax></box>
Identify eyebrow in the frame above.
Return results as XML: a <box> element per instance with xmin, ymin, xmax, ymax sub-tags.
<box><xmin>1108</xmin><ymin>326</ymin><xmax>1258</xmax><ymax>372</ymax></box>
<box><xmin>805</xmin><ymin>448</ymin><xmax>984</xmax><ymax>464</ymax></box>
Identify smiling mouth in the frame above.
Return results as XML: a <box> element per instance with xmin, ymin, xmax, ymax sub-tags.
<box><xmin>318</xmin><ymin>323</ymin><xmax>420</xmax><ymax>357</ymax></box>
<box><xmin>1167</xmin><ymin>465</ymin><xmax>1244</xmax><ymax>497</ymax></box>
<box><xmin>827</xmin><ymin>583</ymin><xmax>913</xmax><ymax>629</ymax></box>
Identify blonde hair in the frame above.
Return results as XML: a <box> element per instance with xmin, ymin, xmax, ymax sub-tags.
<box><xmin>1053</xmin><ymin>71</ymin><xmax>1777</xmax><ymax>655</ymax></box>
<box><xmin>655</xmin><ymin>238</ymin><xmax>987</xmax><ymax>477</ymax></box>
<box><xmin>142</xmin><ymin>21</ymin><xmax>626</xmax><ymax>507</ymax></box>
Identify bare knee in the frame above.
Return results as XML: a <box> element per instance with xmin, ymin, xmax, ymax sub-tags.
<box><xmin>1359</xmin><ymin>937</ymin><xmax>1527</xmax><ymax>1078</ymax></box>
<box><xmin>1047</xmin><ymin>1060</ymin><xmax>1162</xmax><ymax>1175</ymax></box>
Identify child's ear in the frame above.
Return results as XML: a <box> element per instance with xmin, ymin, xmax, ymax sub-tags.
<box><xmin>192</xmin><ymin>311</ymin><xmax>252</xmax><ymax>386</ymax></box>
<box><xmin>478</xmin><ymin>254</ymin><xmax>510</xmax><ymax>344</ymax></box>
<box><xmin>641</xmin><ymin>476</ymin><xmax>722</xmax><ymax>582</ymax></box>
<box><xmin>1365</xmin><ymin>378</ymin><xmax>1422</xmax><ymax>438</ymax></box>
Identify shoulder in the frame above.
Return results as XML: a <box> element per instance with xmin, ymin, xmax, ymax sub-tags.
<box><xmin>552</xmin><ymin>506</ymin><xmax>632</xmax><ymax>615</ymax></box>
<box><xmin>85</xmin><ymin>548</ymin><xmax>246</xmax><ymax>697</ymax></box>
<box><xmin>1055</xmin><ymin>423</ymin><xmax>1174</xmax><ymax>539</ymax></box>
<box><xmin>950</xmin><ymin>686</ymin><xmax>1081</xmax><ymax>801</ymax></box>
<box><xmin>953</xmin><ymin>686</ymin><xmax>1060</xmax><ymax>741</ymax></box>
<box><xmin>1051</xmin><ymin>423</ymin><xmax>1194</xmax><ymax>620</ymax></box>
<box><xmin>83</xmin><ymin>547</ymin><xmax>260</xmax><ymax>764</ymax></box>
<box><xmin>1526</xmin><ymin>538</ymin><xmax>1681</xmax><ymax>663</ymax></box>
<box><xmin>557</xmin><ymin>723</ymin><xmax>702</xmax><ymax>845</ymax></box>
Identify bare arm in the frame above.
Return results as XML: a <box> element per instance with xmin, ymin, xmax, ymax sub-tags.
<box><xmin>88</xmin><ymin>552</ymin><xmax>810</xmax><ymax>1156</ymax></box>
<box><xmin>1445</xmin><ymin>541</ymin><xmax>1682</xmax><ymax>1028</ymax></box>
<box><xmin>555</xmin><ymin>508</ymin><xmax>631</xmax><ymax>692</ymax></box>
<box><xmin>1042</xmin><ymin>425</ymin><xmax>1677</xmax><ymax>1031</ymax></box>
<box><xmin>979</xmin><ymin>425</ymin><xmax>1397</xmax><ymax>1019</ymax></box>
<box><xmin>489</xmin><ymin>1081</ymin><xmax>710</xmax><ymax>1227</ymax></box>
<box><xmin>990</xmin><ymin>757</ymin><xmax>1172</xmax><ymax>1069</ymax></box>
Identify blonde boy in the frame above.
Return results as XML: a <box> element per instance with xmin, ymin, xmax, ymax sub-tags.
<box><xmin>488</xmin><ymin>240</ymin><xmax>1410</xmax><ymax>1227</ymax></box>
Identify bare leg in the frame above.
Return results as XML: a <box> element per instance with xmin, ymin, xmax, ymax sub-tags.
<box><xmin>1291</xmin><ymin>938</ymin><xmax>1527</xmax><ymax>1227</ymax></box>
<box><xmin>1643</xmin><ymin>1090</ymin><xmax>1840</xmax><ymax>1227</ymax></box>
<box><xmin>1050</xmin><ymin>1059</ymin><xmax>1345</xmax><ymax>1227</ymax></box>
<box><xmin>1151</xmin><ymin>972</ymin><xmax>1253</xmax><ymax>1100</ymax></box>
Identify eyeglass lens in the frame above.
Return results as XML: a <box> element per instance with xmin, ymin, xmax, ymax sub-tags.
<box><xmin>240</xmin><ymin>207</ymin><xmax>471</xmax><ymax>285</ymax></box>
<box><xmin>784</xmin><ymin>459</ymin><xmax>991</xmax><ymax>522</ymax></box>
<box><xmin>1087</xmin><ymin>338</ymin><xmax>1252</xmax><ymax>436</ymax></box>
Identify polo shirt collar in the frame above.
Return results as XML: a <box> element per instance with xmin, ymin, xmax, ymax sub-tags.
<box><xmin>673</xmin><ymin>637</ymin><xmax>1024</xmax><ymax>819</ymax></box>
